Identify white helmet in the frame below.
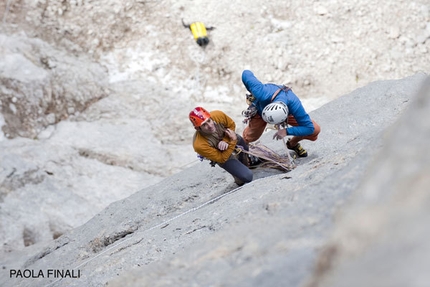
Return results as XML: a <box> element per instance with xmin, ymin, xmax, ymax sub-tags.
<box><xmin>261</xmin><ymin>101</ymin><xmax>289</xmax><ymax>124</ymax></box>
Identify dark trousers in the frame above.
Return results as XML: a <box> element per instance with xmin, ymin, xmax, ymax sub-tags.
<box><xmin>218</xmin><ymin>135</ymin><xmax>253</xmax><ymax>185</ymax></box>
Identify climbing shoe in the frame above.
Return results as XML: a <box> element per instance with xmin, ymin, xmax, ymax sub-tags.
<box><xmin>286</xmin><ymin>140</ymin><xmax>308</xmax><ymax>157</ymax></box>
<box><xmin>248</xmin><ymin>155</ymin><xmax>262</xmax><ymax>169</ymax></box>
<box><xmin>233</xmin><ymin>176</ymin><xmax>245</xmax><ymax>186</ymax></box>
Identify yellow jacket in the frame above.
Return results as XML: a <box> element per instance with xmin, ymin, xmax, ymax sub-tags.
<box><xmin>192</xmin><ymin>110</ymin><xmax>238</xmax><ymax>164</ymax></box>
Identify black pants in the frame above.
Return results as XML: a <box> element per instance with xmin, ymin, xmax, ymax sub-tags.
<box><xmin>218</xmin><ymin>135</ymin><xmax>253</xmax><ymax>184</ymax></box>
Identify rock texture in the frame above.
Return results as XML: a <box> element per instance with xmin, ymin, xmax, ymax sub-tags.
<box><xmin>0</xmin><ymin>0</ymin><xmax>429</xmax><ymax>284</ymax></box>
<box><xmin>0</xmin><ymin>73</ymin><xmax>428</xmax><ymax>287</ymax></box>
<box><xmin>0</xmin><ymin>34</ymin><xmax>109</xmax><ymax>139</ymax></box>
<box><xmin>2</xmin><ymin>0</ymin><xmax>429</xmax><ymax>110</ymax></box>
<box><xmin>305</xmin><ymin>75</ymin><xmax>430</xmax><ymax>287</ymax></box>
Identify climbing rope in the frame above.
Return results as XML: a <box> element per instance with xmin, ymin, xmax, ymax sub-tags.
<box><xmin>237</xmin><ymin>143</ymin><xmax>296</xmax><ymax>172</ymax></box>
<box><xmin>279</xmin><ymin>125</ymin><xmax>295</xmax><ymax>164</ymax></box>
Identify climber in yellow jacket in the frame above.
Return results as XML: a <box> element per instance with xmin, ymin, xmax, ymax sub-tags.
<box><xmin>189</xmin><ymin>107</ymin><xmax>259</xmax><ymax>186</ymax></box>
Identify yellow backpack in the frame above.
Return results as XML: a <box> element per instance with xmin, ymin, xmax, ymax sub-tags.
<box><xmin>182</xmin><ymin>19</ymin><xmax>214</xmax><ymax>47</ymax></box>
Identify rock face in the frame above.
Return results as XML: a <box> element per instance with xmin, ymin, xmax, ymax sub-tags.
<box><xmin>304</xmin><ymin>75</ymin><xmax>430</xmax><ymax>287</ymax></box>
<box><xmin>1</xmin><ymin>0</ymin><xmax>429</xmax><ymax>259</ymax></box>
<box><xmin>0</xmin><ymin>33</ymin><xmax>172</xmax><ymax>253</ymax></box>
<box><xmin>0</xmin><ymin>73</ymin><xmax>427</xmax><ymax>287</ymax></box>
<box><xmin>0</xmin><ymin>0</ymin><xmax>429</xmax><ymax>285</ymax></box>
<box><xmin>0</xmin><ymin>76</ymin><xmax>195</xmax><ymax>253</ymax></box>
<box><xmin>0</xmin><ymin>34</ymin><xmax>109</xmax><ymax>139</ymax></box>
<box><xmin>2</xmin><ymin>0</ymin><xmax>429</xmax><ymax>111</ymax></box>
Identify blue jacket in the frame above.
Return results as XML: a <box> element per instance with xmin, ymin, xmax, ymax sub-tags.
<box><xmin>242</xmin><ymin>70</ymin><xmax>315</xmax><ymax>136</ymax></box>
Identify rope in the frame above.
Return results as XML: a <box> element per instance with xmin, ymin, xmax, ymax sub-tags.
<box><xmin>177</xmin><ymin>158</ymin><xmax>200</xmax><ymax>169</ymax></box>
<box><xmin>44</xmin><ymin>175</ymin><xmax>274</xmax><ymax>287</ymax></box>
<box><xmin>239</xmin><ymin>146</ymin><xmax>295</xmax><ymax>172</ymax></box>
<box><xmin>235</xmin><ymin>140</ymin><xmax>296</xmax><ymax>172</ymax></box>
<box><xmin>278</xmin><ymin>124</ymin><xmax>295</xmax><ymax>163</ymax></box>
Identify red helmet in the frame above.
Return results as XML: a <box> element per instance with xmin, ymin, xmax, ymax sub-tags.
<box><xmin>189</xmin><ymin>107</ymin><xmax>211</xmax><ymax>127</ymax></box>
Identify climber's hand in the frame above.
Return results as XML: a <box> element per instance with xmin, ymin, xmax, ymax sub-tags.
<box><xmin>218</xmin><ymin>141</ymin><xmax>229</xmax><ymax>151</ymax></box>
<box><xmin>273</xmin><ymin>129</ymin><xmax>287</xmax><ymax>140</ymax></box>
<box><xmin>225</xmin><ymin>129</ymin><xmax>237</xmax><ymax>141</ymax></box>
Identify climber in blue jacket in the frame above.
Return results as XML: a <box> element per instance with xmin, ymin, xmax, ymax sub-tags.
<box><xmin>241</xmin><ymin>70</ymin><xmax>320</xmax><ymax>157</ymax></box>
